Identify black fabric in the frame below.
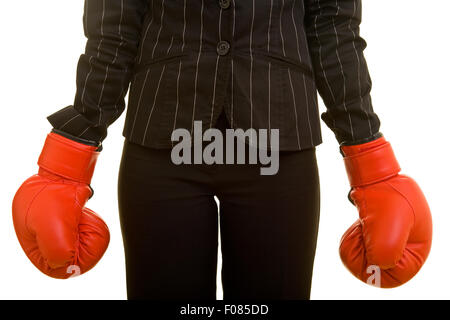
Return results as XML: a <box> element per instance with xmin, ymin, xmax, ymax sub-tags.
<box><xmin>51</xmin><ymin>128</ymin><xmax>102</xmax><ymax>150</ymax></box>
<box><xmin>117</xmin><ymin>112</ymin><xmax>321</xmax><ymax>300</ymax></box>
<box><xmin>47</xmin><ymin>0</ymin><xmax>380</xmax><ymax>150</ymax></box>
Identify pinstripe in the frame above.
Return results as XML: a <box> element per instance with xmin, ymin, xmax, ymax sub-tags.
<box><xmin>302</xmin><ymin>74</ymin><xmax>314</xmax><ymax>145</ymax></box>
<box><xmin>281</xmin><ymin>0</ymin><xmax>301</xmax><ymax>149</ymax></box>
<box><xmin>172</xmin><ymin>60</ymin><xmax>183</xmax><ymax>146</ymax></box>
<box><xmin>95</xmin><ymin>0</ymin><xmax>107</xmax><ymax>124</ymax></box>
<box><xmin>232</xmin><ymin>0</ymin><xmax>236</xmax><ymax>38</ymax></box>
<box><xmin>231</xmin><ymin>58</ymin><xmax>234</xmax><ymax>127</ymax></box>
<box><xmin>191</xmin><ymin>0</ymin><xmax>204</xmax><ymax>135</ymax></box>
<box><xmin>314</xmin><ymin>1</ymin><xmax>336</xmax><ymax>103</ymax></box>
<box><xmin>291</xmin><ymin>0</ymin><xmax>302</xmax><ymax>62</ymax></box>
<box><xmin>349</xmin><ymin>1</ymin><xmax>373</xmax><ymax>135</ymax></box>
<box><xmin>288</xmin><ymin>69</ymin><xmax>302</xmax><ymax>149</ymax></box>
<box><xmin>118</xmin><ymin>0</ymin><xmax>123</xmax><ymax>35</ymax></box>
<box><xmin>210</xmin><ymin>55</ymin><xmax>220</xmax><ymax>129</ymax></box>
<box><xmin>291</xmin><ymin>0</ymin><xmax>302</xmax><ymax>63</ymax></box>
<box><xmin>79</xmin><ymin>0</ymin><xmax>99</xmax><ymax>114</ymax></box>
<box><xmin>268</xmin><ymin>63</ymin><xmax>271</xmax><ymax>133</ymax></box>
<box><xmin>114</xmin><ymin>69</ymin><xmax>132</xmax><ymax>113</ymax></box>
<box><xmin>172</xmin><ymin>3</ymin><xmax>187</xmax><ymax>142</ymax></box>
<box><xmin>151</xmin><ymin>0</ymin><xmax>165</xmax><ymax>59</ymax></box>
<box><xmin>112</xmin><ymin>0</ymin><xmax>125</xmax><ymax>117</ymax></box>
<box><xmin>219</xmin><ymin>8</ymin><xmax>223</xmax><ymax>41</ymax></box>
<box><xmin>304</xmin><ymin>0</ymin><xmax>322</xmax><ymax>143</ymax></box>
<box><xmin>97</xmin><ymin>0</ymin><xmax>105</xmax><ymax>59</ymax></box>
<box><xmin>113</xmin><ymin>77</ymin><xmax>126</xmax><ymax>117</ymax></box>
<box><xmin>138</xmin><ymin>0</ymin><xmax>154</xmax><ymax>64</ymax></box>
<box><xmin>209</xmin><ymin>8</ymin><xmax>223</xmax><ymax>128</ymax></box>
<box><xmin>49</xmin><ymin>0</ymin><xmax>379</xmax><ymax>150</ymax></box>
<box><xmin>292</xmin><ymin>0</ymin><xmax>314</xmax><ymax>145</ymax></box>
<box><xmin>84</xmin><ymin>0</ymin><xmax>89</xmax><ymax>37</ymax></box>
<box><xmin>60</xmin><ymin>114</ymin><xmax>82</xmax><ymax>130</ymax></box>
<box><xmin>97</xmin><ymin>65</ymin><xmax>109</xmax><ymax>125</ymax></box>
<box><xmin>314</xmin><ymin>0</ymin><xmax>336</xmax><ymax>130</ymax></box>
<box><xmin>142</xmin><ymin>65</ymin><xmax>166</xmax><ymax>144</ymax></box>
<box><xmin>332</xmin><ymin>1</ymin><xmax>355</xmax><ymax>140</ymax></box>
<box><xmin>182</xmin><ymin>0</ymin><xmax>186</xmax><ymax>52</ymax></box>
<box><xmin>249</xmin><ymin>0</ymin><xmax>255</xmax><ymax>138</ymax></box>
<box><xmin>78</xmin><ymin>126</ymin><xmax>91</xmax><ymax>137</ymax></box>
<box><xmin>129</xmin><ymin>69</ymin><xmax>151</xmax><ymax>139</ymax></box>
<box><xmin>80</xmin><ymin>56</ymin><xmax>94</xmax><ymax>113</ymax></box>
<box><xmin>280</xmin><ymin>0</ymin><xmax>286</xmax><ymax>56</ymax></box>
<box><xmin>166</xmin><ymin>35</ymin><xmax>174</xmax><ymax>54</ymax></box>
<box><xmin>267</xmin><ymin>0</ymin><xmax>273</xmax><ymax>134</ymax></box>
<box><xmin>171</xmin><ymin>2</ymin><xmax>187</xmax><ymax>143</ymax></box>
<box><xmin>268</xmin><ymin>0</ymin><xmax>273</xmax><ymax>52</ymax></box>
<box><xmin>230</xmin><ymin>0</ymin><xmax>236</xmax><ymax>128</ymax></box>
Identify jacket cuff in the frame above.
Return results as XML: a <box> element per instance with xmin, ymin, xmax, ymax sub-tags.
<box><xmin>47</xmin><ymin>105</ymin><xmax>106</xmax><ymax>145</ymax></box>
<box><xmin>339</xmin><ymin>132</ymin><xmax>384</xmax><ymax>147</ymax></box>
<box><xmin>51</xmin><ymin>129</ymin><xmax>102</xmax><ymax>151</ymax></box>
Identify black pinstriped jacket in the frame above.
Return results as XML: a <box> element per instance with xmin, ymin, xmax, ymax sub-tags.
<box><xmin>47</xmin><ymin>0</ymin><xmax>381</xmax><ymax>151</ymax></box>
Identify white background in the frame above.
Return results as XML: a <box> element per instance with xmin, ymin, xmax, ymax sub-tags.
<box><xmin>0</xmin><ymin>1</ymin><xmax>449</xmax><ymax>300</ymax></box>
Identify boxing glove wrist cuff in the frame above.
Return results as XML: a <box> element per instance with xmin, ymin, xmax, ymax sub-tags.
<box><xmin>341</xmin><ymin>137</ymin><xmax>401</xmax><ymax>187</ymax></box>
<box><xmin>51</xmin><ymin>128</ymin><xmax>102</xmax><ymax>151</ymax></box>
<box><xmin>37</xmin><ymin>132</ymin><xmax>99</xmax><ymax>185</ymax></box>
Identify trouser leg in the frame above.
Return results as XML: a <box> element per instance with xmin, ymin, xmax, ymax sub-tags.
<box><xmin>217</xmin><ymin>148</ymin><xmax>321</xmax><ymax>300</ymax></box>
<box><xmin>117</xmin><ymin>140</ymin><xmax>218</xmax><ymax>300</ymax></box>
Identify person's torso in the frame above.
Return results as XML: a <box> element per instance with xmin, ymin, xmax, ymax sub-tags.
<box><xmin>123</xmin><ymin>0</ymin><xmax>322</xmax><ymax>151</ymax></box>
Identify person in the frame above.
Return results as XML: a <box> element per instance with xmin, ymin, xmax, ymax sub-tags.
<box><xmin>12</xmin><ymin>0</ymin><xmax>432</xmax><ymax>300</ymax></box>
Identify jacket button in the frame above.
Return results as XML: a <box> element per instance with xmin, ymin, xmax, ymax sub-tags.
<box><xmin>219</xmin><ymin>0</ymin><xmax>231</xmax><ymax>9</ymax></box>
<box><xmin>217</xmin><ymin>41</ymin><xmax>230</xmax><ymax>56</ymax></box>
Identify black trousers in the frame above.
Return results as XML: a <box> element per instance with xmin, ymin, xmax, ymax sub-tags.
<box><xmin>117</xmin><ymin>114</ymin><xmax>321</xmax><ymax>300</ymax></box>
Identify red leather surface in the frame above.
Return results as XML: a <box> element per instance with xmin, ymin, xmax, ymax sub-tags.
<box><xmin>339</xmin><ymin>137</ymin><xmax>432</xmax><ymax>288</ymax></box>
<box><xmin>12</xmin><ymin>133</ymin><xmax>109</xmax><ymax>279</ymax></box>
<box><xmin>38</xmin><ymin>133</ymin><xmax>99</xmax><ymax>185</ymax></box>
<box><xmin>341</xmin><ymin>137</ymin><xmax>401</xmax><ymax>187</ymax></box>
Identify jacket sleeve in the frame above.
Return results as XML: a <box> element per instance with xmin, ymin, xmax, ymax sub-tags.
<box><xmin>304</xmin><ymin>0</ymin><xmax>381</xmax><ymax>145</ymax></box>
<box><xmin>47</xmin><ymin>0</ymin><xmax>149</xmax><ymax>145</ymax></box>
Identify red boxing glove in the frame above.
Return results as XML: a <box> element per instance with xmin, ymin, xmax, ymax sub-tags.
<box><xmin>339</xmin><ymin>136</ymin><xmax>432</xmax><ymax>288</ymax></box>
<box><xmin>12</xmin><ymin>132</ymin><xmax>110</xmax><ymax>279</ymax></box>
